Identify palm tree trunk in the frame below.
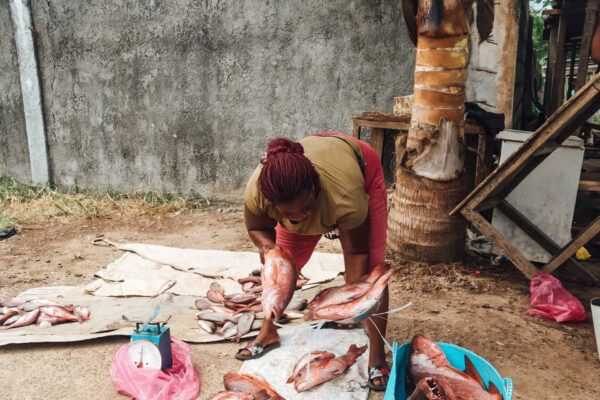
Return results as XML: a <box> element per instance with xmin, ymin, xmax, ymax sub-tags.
<box><xmin>388</xmin><ymin>0</ymin><xmax>472</xmax><ymax>263</ymax></box>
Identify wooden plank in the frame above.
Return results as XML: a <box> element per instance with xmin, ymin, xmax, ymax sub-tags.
<box><xmin>496</xmin><ymin>200</ymin><xmax>596</xmax><ymax>280</ymax></box>
<box><xmin>542</xmin><ymin>8</ymin><xmax>586</xmax><ymax>15</ymax></box>
<box><xmin>543</xmin><ymin>216</ymin><xmax>600</xmax><ymax>274</ymax></box>
<box><xmin>369</xmin><ymin>128</ymin><xmax>385</xmax><ymax>159</ymax></box>
<box><xmin>575</xmin><ymin>0</ymin><xmax>600</xmax><ymax>91</ymax></box>
<box><xmin>580</xmin><ymin>172</ymin><xmax>600</xmax><ymax>181</ymax></box>
<box><xmin>551</xmin><ymin>11</ymin><xmax>568</xmax><ymax>115</ymax></box>
<box><xmin>352</xmin><ymin>121</ymin><xmax>361</xmax><ymax>140</ymax></box>
<box><xmin>579</xmin><ymin>180</ymin><xmax>600</xmax><ymax>192</ymax></box>
<box><xmin>474</xmin><ymin>132</ymin><xmax>487</xmax><ymax>186</ymax></box>
<box><xmin>451</xmin><ymin>73</ymin><xmax>600</xmax><ymax>215</ymax></box>
<box><xmin>544</xmin><ymin>16</ymin><xmax>559</xmax><ymax>114</ymax></box>
<box><xmin>351</xmin><ymin>119</ymin><xmax>411</xmax><ymax>131</ymax></box>
<box><xmin>461</xmin><ymin>207</ymin><xmax>540</xmax><ymax>279</ymax></box>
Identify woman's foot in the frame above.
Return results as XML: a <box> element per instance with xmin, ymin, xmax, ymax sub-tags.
<box><xmin>368</xmin><ymin>363</ymin><xmax>390</xmax><ymax>391</ymax></box>
<box><xmin>235</xmin><ymin>319</ymin><xmax>280</xmax><ymax>359</ymax></box>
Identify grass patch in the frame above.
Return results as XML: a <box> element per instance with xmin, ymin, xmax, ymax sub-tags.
<box><xmin>0</xmin><ymin>174</ymin><xmax>212</xmax><ymax>230</ymax></box>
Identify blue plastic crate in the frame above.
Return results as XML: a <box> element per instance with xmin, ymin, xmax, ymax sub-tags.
<box><xmin>384</xmin><ymin>341</ymin><xmax>513</xmax><ymax>400</ymax></box>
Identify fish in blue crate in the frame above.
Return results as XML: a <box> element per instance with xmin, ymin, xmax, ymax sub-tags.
<box><xmin>386</xmin><ymin>334</ymin><xmax>513</xmax><ymax>400</ymax></box>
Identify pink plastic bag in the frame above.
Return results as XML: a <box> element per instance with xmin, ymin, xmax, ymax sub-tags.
<box><xmin>524</xmin><ymin>271</ymin><xmax>587</xmax><ymax>323</ymax></box>
<box><xmin>110</xmin><ymin>337</ymin><xmax>200</xmax><ymax>400</ymax></box>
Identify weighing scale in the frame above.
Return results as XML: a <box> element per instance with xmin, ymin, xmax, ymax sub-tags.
<box><xmin>125</xmin><ymin>306</ymin><xmax>173</xmax><ymax>370</ymax></box>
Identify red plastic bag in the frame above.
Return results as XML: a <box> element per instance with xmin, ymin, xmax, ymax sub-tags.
<box><xmin>110</xmin><ymin>337</ymin><xmax>200</xmax><ymax>400</ymax></box>
<box><xmin>524</xmin><ymin>271</ymin><xmax>587</xmax><ymax>323</ymax></box>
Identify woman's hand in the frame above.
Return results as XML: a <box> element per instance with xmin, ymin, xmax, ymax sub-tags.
<box><xmin>338</xmin><ymin>213</ymin><xmax>371</xmax><ymax>283</ymax></box>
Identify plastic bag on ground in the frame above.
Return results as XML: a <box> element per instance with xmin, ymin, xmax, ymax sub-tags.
<box><xmin>524</xmin><ymin>271</ymin><xmax>587</xmax><ymax>323</ymax></box>
<box><xmin>110</xmin><ymin>337</ymin><xmax>200</xmax><ymax>400</ymax></box>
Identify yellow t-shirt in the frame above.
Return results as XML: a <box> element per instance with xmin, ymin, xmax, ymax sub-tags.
<box><xmin>245</xmin><ymin>134</ymin><xmax>369</xmax><ymax>235</ymax></box>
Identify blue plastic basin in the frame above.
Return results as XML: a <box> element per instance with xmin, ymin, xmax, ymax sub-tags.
<box><xmin>384</xmin><ymin>341</ymin><xmax>513</xmax><ymax>400</ymax></box>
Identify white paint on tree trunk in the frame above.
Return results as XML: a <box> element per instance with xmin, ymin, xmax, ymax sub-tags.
<box><xmin>9</xmin><ymin>0</ymin><xmax>49</xmax><ymax>185</ymax></box>
<box><xmin>410</xmin><ymin>119</ymin><xmax>464</xmax><ymax>181</ymax></box>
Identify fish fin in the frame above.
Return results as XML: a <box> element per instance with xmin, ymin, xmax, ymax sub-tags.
<box><xmin>285</xmin><ymin>373</ymin><xmax>296</xmax><ymax>384</ymax></box>
<box><xmin>463</xmin><ymin>355</ymin><xmax>485</xmax><ymax>389</ymax></box>
<box><xmin>487</xmin><ymin>381</ymin><xmax>503</xmax><ymax>398</ymax></box>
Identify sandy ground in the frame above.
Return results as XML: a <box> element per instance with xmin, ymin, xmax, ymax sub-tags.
<box><xmin>1</xmin><ymin>206</ymin><xmax>599</xmax><ymax>400</ymax></box>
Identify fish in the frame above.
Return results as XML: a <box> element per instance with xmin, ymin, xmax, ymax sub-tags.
<box><xmin>196</xmin><ymin>311</ymin><xmax>238</xmax><ymax>324</ymax></box>
<box><xmin>295</xmin><ymin>278</ymin><xmax>309</xmax><ymax>289</ymax></box>
<box><xmin>255</xmin><ymin>312</ymin><xmax>265</xmax><ymax>319</ymax></box>
<box><xmin>224</xmin><ymin>373</ymin><xmax>283</xmax><ymax>399</ymax></box>
<box><xmin>36</xmin><ymin>313</ymin><xmax>70</xmax><ymax>325</ymax></box>
<box><xmin>242</xmin><ymin>282</ymin><xmax>259</xmax><ymax>293</ymax></box>
<box><xmin>282</xmin><ymin>311</ymin><xmax>304</xmax><ymax>320</ymax></box>
<box><xmin>73</xmin><ymin>306</ymin><xmax>90</xmax><ymax>321</ymax></box>
<box><xmin>37</xmin><ymin>306</ymin><xmax>79</xmax><ymax>322</ymax></box>
<box><xmin>407</xmin><ymin>376</ymin><xmax>458</xmax><ymax>400</ymax></box>
<box><xmin>227</xmin><ymin>294</ymin><xmax>259</xmax><ymax>304</ymax></box>
<box><xmin>208</xmin><ymin>290</ymin><xmax>227</xmax><ymax>304</ymax></box>
<box><xmin>0</xmin><ymin>308</ymin><xmax>19</xmax><ymax>324</ymax></box>
<box><xmin>314</xmin><ymin>269</ymin><xmax>394</xmax><ymax>322</ymax></box>
<box><xmin>222</xmin><ymin>324</ymin><xmax>238</xmax><ymax>339</ymax></box>
<box><xmin>261</xmin><ymin>244</ymin><xmax>297</xmax><ymax>321</ymax></box>
<box><xmin>19</xmin><ymin>299</ymin><xmax>62</xmax><ymax>312</ymax></box>
<box><xmin>250</xmin><ymin>319</ymin><xmax>263</xmax><ymax>330</ymax></box>
<box><xmin>291</xmin><ymin>344</ymin><xmax>367</xmax><ymax>392</ymax></box>
<box><xmin>234</xmin><ymin>312</ymin><xmax>255</xmax><ymax>341</ymax></box>
<box><xmin>286</xmin><ymin>351</ymin><xmax>335</xmax><ymax>383</ymax></box>
<box><xmin>0</xmin><ymin>309</ymin><xmax>40</xmax><ymax>330</ymax></box>
<box><xmin>196</xmin><ymin>298</ymin><xmax>212</xmax><ymax>310</ymax></box>
<box><xmin>207</xmin><ymin>305</ymin><xmax>238</xmax><ymax>316</ymax></box>
<box><xmin>151</xmin><ymin>279</ymin><xmax>177</xmax><ymax>298</ymax></box>
<box><xmin>408</xmin><ymin>334</ymin><xmax>503</xmax><ymax>400</ymax></box>
<box><xmin>238</xmin><ymin>277</ymin><xmax>262</xmax><ymax>285</ymax></box>
<box><xmin>211</xmin><ymin>282</ymin><xmax>226</xmax><ymax>294</ymax></box>
<box><xmin>198</xmin><ymin>320</ymin><xmax>216</xmax><ymax>334</ymax></box>
<box><xmin>286</xmin><ymin>298</ymin><xmax>308</xmax><ymax>312</ymax></box>
<box><xmin>306</xmin><ymin>264</ymin><xmax>388</xmax><ymax>319</ymax></box>
<box><xmin>208</xmin><ymin>391</ymin><xmax>265</xmax><ymax>400</ymax></box>
<box><xmin>3</xmin><ymin>313</ymin><xmax>21</xmax><ymax>326</ymax></box>
<box><xmin>220</xmin><ymin>321</ymin><xmax>236</xmax><ymax>335</ymax></box>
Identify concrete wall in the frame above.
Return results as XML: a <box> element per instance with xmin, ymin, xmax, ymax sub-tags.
<box><xmin>0</xmin><ymin>0</ymin><xmax>415</xmax><ymax>198</ymax></box>
<box><xmin>0</xmin><ymin>3</ymin><xmax>30</xmax><ymax>183</ymax></box>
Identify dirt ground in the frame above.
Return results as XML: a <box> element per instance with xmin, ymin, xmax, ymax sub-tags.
<box><xmin>1</xmin><ymin>206</ymin><xmax>599</xmax><ymax>400</ymax></box>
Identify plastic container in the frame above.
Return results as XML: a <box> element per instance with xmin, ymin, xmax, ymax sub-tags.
<box><xmin>384</xmin><ymin>341</ymin><xmax>513</xmax><ymax>400</ymax></box>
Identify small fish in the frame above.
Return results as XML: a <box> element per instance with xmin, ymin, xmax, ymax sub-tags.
<box><xmin>19</xmin><ymin>299</ymin><xmax>62</xmax><ymax>312</ymax></box>
<box><xmin>286</xmin><ymin>351</ymin><xmax>335</xmax><ymax>383</ymax></box>
<box><xmin>292</xmin><ymin>344</ymin><xmax>367</xmax><ymax>392</ymax></box>
<box><xmin>254</xmin><ymin>312</ymin><xmax>264</xmax><ymax>320</ymax></box>
<box><xmin>408</xmin><ymin>335</ymin><xmax>502</xmax><ymax>400</ymax></box>
<box><xmin>151</xmin><ymin>280</ymin><xmax>177</xmax><ymax>298</ymax></box>
<box><xmin>407</xmin><ymin>376</ymin><xmax>457</xmax><ymax>400</ymax></box>
<box><xmin>295</xmin><ymin>279</ymin><xmax>309</xmax><ymax>289</ymax></box>
<box><xmin>196</xmin><ymin>312</ymin><xmax>236</xmax><ymax>324</ymax></box>
<box><xmin>1</xmin><ymin>309</ymin><xmax>40</xmax><ymax>330</ymax></box>
<box><xmin>211</xmin><ymin>281</ymin><xmax>225</xmax><ymax>294</ymax></box>
<box><xmin>224</xmin><ymin>373</ymin><xmax>283</xmax><ymax>400</ymax></box>
<box><xmin>221</xmin><ymin>323</ymin><xmax>238</xmax><ymax>339</ymax></box>
<box><xmin>73</xmin><ymin>306</ymin><xmax>90</xmax><ymax>321</ymax></box>
<box><xmin>3</xmin><ymin>313</ymin><xmax>21</xmax><ymax>326</ymax></box>
<box><xmin>226</xmin><ymin>293</ymin><xmax>259</xmax><ymax>304</ymax></box>
<box><xmin>38</xmin><ymin>320</ymin><xmax>52</xmax><ymax>329</ymax></box>
<box><xmin>314</xmin><ymin>269</ymin><xmax>394</xmax><ymax>322</ymax></box>
<box><xmin>238</xmin><ymin>277</ymin><xmax>262</xmax><ymax>285</ymax></box>
<box><xmin>36</xmin><ymin>313</ymin><xmax>69</xmax><ymax>325</ymax></box>
<box><xmin>261</xmin><ymin>244</ymin><xmax>297</xmax><ymax>321</ymax></box>
<box><xmin>198</xmin><ymin>320</ymin><xmax>216</xmax><ymax>334</ymax></box>
<box><xmin>234</xmin><ymin>312</ymin><xmax>255</xmax><ymax>342</ymax></box>
<box><xmin>0</xmin><ymin>308</ymin><xmax>19</xmax><ymax>324</ymax></box>
<box><xmin>283</xmin><ymin>311</ymin><xmax>304</xmax><ymax>320</ymax></box>
<box><xmin>207</xmin><ymin>305</ymin><xmax>237</xmax><ymax>316</ymax></box>
<box><xmin>242</xmin><ymin>282</ymin><xmax>258</xmax><ymax>293</ymax></box>
<box><xmin>208</xmin><ymin>290</ymin><xmax>227</xmax><ymax>304</ymax></box>
<box><xmin>286</xmin><ymin>298</ymin><xmax>308</xmax><ymax>312</ymax></box>
<box><xmin>37</xmin><ymin>306</ymin><xmax>79</xmax><ymax>322</ymax></box>
<box><xmin>250</xmin><ymin>319</ymin><xmax>263</xmax><ymax>330</ymax></box>
<box><xmin>220</xmin><ymin>321</ymin><xmax>236</xmax><ymax>335</ymax></box>
<box><xmin>195</xmin><ymin>298</ymin><xmax>212</xmax><ymax>310</ymax></box>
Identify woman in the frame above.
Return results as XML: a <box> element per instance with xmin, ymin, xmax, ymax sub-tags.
<box><xmin>236</xmin><ymin>132</ymin><xmax>390</xmax><ymax>391</ymax></box>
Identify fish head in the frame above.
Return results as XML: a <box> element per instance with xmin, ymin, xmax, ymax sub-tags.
<box><xmin>412</xmin><ymin>376</ymin><xmax>458</xmax><ymax>400</ymax></box>
<box><xmin>409</xmin><ymin>335</ymin><xmax>450</xmax><ymax>369</ymax></box>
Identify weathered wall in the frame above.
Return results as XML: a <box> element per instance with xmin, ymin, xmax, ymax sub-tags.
<box><xmin>0</xmin><ymin>0</ymin><xmax>414</xmax><ymax>198</ymax></box>
<box><xmin>0</xmin><ymin>3</ymin><xmax>30</xmax><ymax>183</ymax></box>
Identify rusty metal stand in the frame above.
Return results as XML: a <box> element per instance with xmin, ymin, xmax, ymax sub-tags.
<box><xmin>451</xmin><ymin>74</ymin><xmax>600</xmax><ymax>281</ymax></box>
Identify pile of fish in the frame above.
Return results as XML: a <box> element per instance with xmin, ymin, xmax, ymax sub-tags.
<box><xmin>0</xmin><ymin>299</ymin><xmax>90</xmax><ymax>329</ymax></box>
<box><xmin>196</xmin><ymin>284</ymin><xmax>307</xmax><ymax>341</ymax></box>
<box><xmin>208</xmin><ymin>372</ymin><xmax>285</xmax><ymax>400</ymax></box>
<box><xmin>286</xmin><ymin>344</ymin><xmax>367</xmax><ymax>392</ymax></box>
<box><xmin>407</xmin><ymin>334</ymin><xmax>503</xmax><ymax>400</ymax></box>
<box><xmin>305</xmin><ymin>264</ymin><xmax>394</xmax><ymax>324</ymax></box>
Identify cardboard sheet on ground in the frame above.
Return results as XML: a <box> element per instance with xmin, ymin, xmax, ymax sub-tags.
<box><xmin>0</xmin><ymin>285</ymin><xmax>319</xmax><ymax>346</ymax></box>
<box><xmin>87</xmin><ymin>242</ymin><xmax>344</xmax><ymax>297</ymax></box>
<box><xmin>240</xmin><ymin>328</ymin><xmax>369</xmax><ymax>400</ymax></box>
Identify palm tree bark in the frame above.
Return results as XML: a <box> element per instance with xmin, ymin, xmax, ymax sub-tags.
<box><xmin>388</xmin><ymin>0</ymin><xmax>472</xmax><ymax>263</ymax></box>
